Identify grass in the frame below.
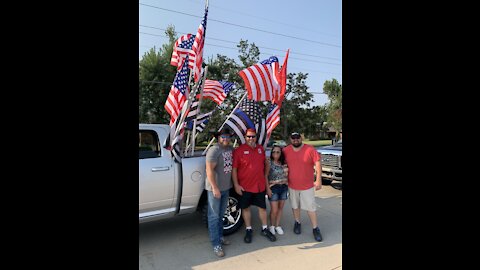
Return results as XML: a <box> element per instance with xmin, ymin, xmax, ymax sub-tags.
<box><xmin>303</xmin><ymin>140</ymin><xmax>333</xmax><ymax>147</ymax></box>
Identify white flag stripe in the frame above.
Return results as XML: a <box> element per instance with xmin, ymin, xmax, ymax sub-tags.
<box><xmin>253</xmin><ymin>64</ymin><xmax>274</xmax><ymax>101</ymax></box>
<box><xmin>201</xmin><ymin>80</ymin><xmax>232</xmax><ymax>105</ymax></box>
<box><xmin>225</xmin><ymin>119</ymin><xmax>246</xmax><ymax>144</ymax></box>
<box><xmin>225</xmin><ymin>113</ymin><xmax>250</xmax><ymax>144</ymax></box>
<box><xmin>242</xmin><ymin>64</ymin><xmax>275</xmax><ymax>101</ymax></box>
<box><xmin>242</xmin><ymin>68</ymin><xmax>260</xmax><ymax>101</ymax></box>
<box><xmin>256</xmin><ymin>118</ymin><xmax>267</xmax><ymax>148</ymax></box>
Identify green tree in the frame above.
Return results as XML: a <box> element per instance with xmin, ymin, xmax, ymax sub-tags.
<box><xmin>237</xmin><ymin>39</ymin><xmax>260</xmax><ymax>67</ymax></box>
<box><xmin>277</xmin><ymin>72</ymin><xmax>315</xmax><ymax>140</ymax></box>
<box><xmin>139</xmin><ymin>33</ymin><xmax>328</xmax><ymax>144</ymax></box>
<box><xmin>139</xmin><ymin>25</ymin><xmax>177</xmax><ymax>123</ymax></box>
<box><xmin>323</xmin><ymin>78</ymin><xmax>342</xmax><ymax>139</ymax></box>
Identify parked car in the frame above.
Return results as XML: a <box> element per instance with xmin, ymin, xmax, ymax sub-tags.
<box><xmin>316</xmin><ymin>139</ymin><xmax>342</xmax><ymax>185</ymax></box>
<box><xmin>267</xmin><ymin>139</ymin><xmax>287</xmax><ymax>148</ymax></box>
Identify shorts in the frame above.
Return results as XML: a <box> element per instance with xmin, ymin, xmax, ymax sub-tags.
<box><xmin>239</xmin><ymin>190</ymin><xmax>267</xmax><ymax>209</ymax></box>
<box><xmin>288</xmin><ymin>187</ymin><xmax>316</xmax><ymax>212</ymax></box>
<box><xmin>269</xmin><ymin>184</ymin><xmax>288</xmax><ymax>201</ymax></box>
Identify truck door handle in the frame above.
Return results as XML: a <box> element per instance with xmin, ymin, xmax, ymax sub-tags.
<box><xmin>151</xmin><ymin>166</ymin><xmax>170</xmax><ymax>172</ymax></box>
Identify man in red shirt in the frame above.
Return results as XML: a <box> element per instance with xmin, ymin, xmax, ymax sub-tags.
<box><xmin>232</xmin><ymin>128</ymin><xmax>276</xmax><ymax>243</ymax></box>
<box><xmin>283</xmin><ymin>132</ymin><xmax>323</xmax><ymax>242</ymax></box>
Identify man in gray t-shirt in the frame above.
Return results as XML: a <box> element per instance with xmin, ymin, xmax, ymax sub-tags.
<box><xmin>205</xmin><ymin>127</ymin><xmax>234</xmax><ymax>257</ymax></box>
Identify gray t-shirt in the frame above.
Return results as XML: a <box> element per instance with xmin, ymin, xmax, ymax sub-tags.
<box><xmin>205</xmin><ymin>144</ymin><xmax>233</xmax><ymax>192</ymax></box>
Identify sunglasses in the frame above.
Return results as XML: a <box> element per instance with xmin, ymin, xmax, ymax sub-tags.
<box><xmin>246</xmin><ymin>135</ymin><xmax>256</xmax><ymax>138</ymax></box>
<box><xmin>272</xmin><ymin>151</ymin><xmax>281</xmax><ymax>154</ymax></box>
<box><xmin>291</xmin><ymin>135</ymin><xmax>301</xmax><ymax>139</ymax></box>
<box><xmin>220</xmin><ymin>135</ymin><xmax>231</xmax><ymax>139</ymax></box>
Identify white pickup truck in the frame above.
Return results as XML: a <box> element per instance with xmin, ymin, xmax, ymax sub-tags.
<box><xmin>139</xmin><ymin>124</ymin><xmax>244</xmax><ymax>235</ymax></box>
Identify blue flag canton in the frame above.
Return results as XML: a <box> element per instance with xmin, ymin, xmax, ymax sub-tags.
<box><xmin>201</xmin><ymin>7</ymin><xmax>208</xmax><ymax>34</ymax></box>
<box><xmin>268</xmin><ymin>103</ymin><xmax>278</xmax><ymax>113</ymax></box>
<box><xmin>178</xmin><ymin>35</ymin><xmax>195</xmax><ymax>50</ymax></box>
<box><xmin>173</xmin><ymin>58</ymin><xmax>189</xmax><ymax>95</ymax></box>
<box><xmin>260</xmin><ymin>56</ymin><xmax>279</xmax><ymax>65</ymax></box>
<box><xmin>219</xmin><ymin>81</ymin><xmax>234</xmax><ymax>95</ymax></box>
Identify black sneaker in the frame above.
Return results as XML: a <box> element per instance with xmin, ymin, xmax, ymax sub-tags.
<box><xmin>313</xmin><ymin>227</ymin><xmax>323</xmax><ymax>242</ymax></box>
<box><xmin>261</xmin><ymin>228</ymin><xmax>277</xmax><ymax>242</ymax></box>
<box><xmin>294</xmin><ymin>221</ymin><xmax>301</xmax><ymax>234</ymax></box>
<box><xmin>244</xmin><ymin>229</ymin><xmax>253</xmax><ymax>243</ymax></box>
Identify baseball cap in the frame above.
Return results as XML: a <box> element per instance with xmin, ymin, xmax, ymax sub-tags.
<box><xmin>290</xmin><ymin>132</ymin><xmax>301</xmax><ymax>139</ymax></box>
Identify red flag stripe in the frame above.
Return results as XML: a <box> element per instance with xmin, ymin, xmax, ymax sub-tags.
<box><xmin>239</xmin><ymin>63</ymin><xmax>278</xmax><ymax>101</ymax></box>
<box><xmin>266</xmin><ymin>107</ymin><xmax>280</xmax><ymax>135</ymax></box>
<box><xmin>201</xmin><ymin>81</ymin><xmax>227</xmax><ymax>104</ymax></box>
<box><xmin>165</xmin><ymin>87</ymin><xmax>186</xmax><ymax>124</ymax></box>
<box><xmin>252</xmin><ymin>64</ymin><xmax>273</xmax><ymax>101</ymax></box>
<box><xmin>170</xmin><ymin>34</ymin><xmax>193</xmax><ymax>68</ymax></box>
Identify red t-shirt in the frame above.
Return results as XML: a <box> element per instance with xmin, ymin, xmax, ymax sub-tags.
<box><xmin>233</xmin><ymin>143</ymin><xmax>266</xmax><ymax>193</ymax></box>
<box><xmin>283</xmin><ymin>144</ymin><xmax>320</xmax><ymax>190</ymax></box>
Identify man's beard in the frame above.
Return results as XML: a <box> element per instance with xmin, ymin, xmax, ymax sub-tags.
<box><xmin>292</xmin><ymin>142</ymin><xmax>302</xmax><ymax>148</ymax></box>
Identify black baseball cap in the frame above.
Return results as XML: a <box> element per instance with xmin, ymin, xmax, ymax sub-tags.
<box><xmin>290</xmin><ymin>132</ymin><xmax>301</xmax><ymax>139</ymax></box>
<box><xmin>214</xmin><ymin>127</ymin><xmax>234</xmax><ymax>137</ymax></box>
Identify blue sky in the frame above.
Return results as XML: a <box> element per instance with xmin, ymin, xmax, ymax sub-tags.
<box><xmin>139</xmin><ymin>0</ymin><xmax>342</xmax><ymax>107</ymax></box>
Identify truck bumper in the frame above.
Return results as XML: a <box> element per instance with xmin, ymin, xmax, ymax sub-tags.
<box><xmin>321</xmin><ymin>167</ymin><xmax>342</xmax><ymax>181</ymax></box>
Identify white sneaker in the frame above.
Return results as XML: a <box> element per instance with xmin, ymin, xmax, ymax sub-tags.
<box><xmin>275</xmin><ymin>226</ymin><xmax>284</xmax><ymax>235</ymax></box>
<box><xmin>269</xmin><ymin>225</ymin><xmax>276</xmax><ymax>235</ymax></box>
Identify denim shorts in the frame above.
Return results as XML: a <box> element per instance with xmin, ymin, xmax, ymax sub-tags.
<box><xmin>269</xmin><ymin>184</ymin><xmax>288</xmax><ymax>201</ymax></box>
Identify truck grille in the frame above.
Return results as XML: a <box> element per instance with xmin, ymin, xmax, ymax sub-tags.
<box><xmin>321</xmin><ymin>154</ymin><xmax>340</xmax><ymax>168</ymax></box>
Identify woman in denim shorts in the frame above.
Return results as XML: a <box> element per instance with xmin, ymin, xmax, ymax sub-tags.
<box><xmin>265</xmin><ymin>145</ymin><xmax>289</xmax><ymax>235</ymax></box>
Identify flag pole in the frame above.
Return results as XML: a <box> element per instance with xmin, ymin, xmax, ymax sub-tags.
<box><xmin>171</xmin><ymin>74</ymin><xmax>200</xmax><ymax>147</ymax></box>
<box><xmin>202</xmin><ymin>91</ymin><xmax>247</xmax><ymax>155</ymax></box>
<box><xmin>191</xmin><ymin>66</ymin><xmax>208</xmax><ymax>156</ymax></box>
<box><xmin>184</xmin><ymin>130</ymin><xmax>191</xmax><ymax>155</ymax></box>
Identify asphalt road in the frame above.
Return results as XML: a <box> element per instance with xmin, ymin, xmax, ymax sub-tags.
<box><xmin>139</xmin><ymin>183</ymin><xmax>342</xmax><ymax>270</ymax></box>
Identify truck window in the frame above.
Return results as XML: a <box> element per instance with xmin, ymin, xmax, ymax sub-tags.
<box><xmin>139</xmin><ymin>130</ymin><xmax>161</xmax><ymax>159</ymax></box>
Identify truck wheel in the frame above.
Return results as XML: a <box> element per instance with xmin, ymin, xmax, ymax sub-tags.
<box><xmin>201</xmin><ymin>191</ymin><xmax>244</xmax><ymax>236</ymax></box>
<box><xmin>223</xmin><ymin>192</ymin><xmax>244</xmax><ymax>235</ymax></box>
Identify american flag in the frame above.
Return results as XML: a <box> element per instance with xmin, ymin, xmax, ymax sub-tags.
<box><xmin>184</xmin><ymin>100</ymin><xmax>200</xmax><ymax>123</ymax></box>
<box><xmin>225</xmin><ymin>99</ymin><xmax>262</xmax><ymax>144</ymax></box>
<box><xmin>266</xmin><ymin>103</ymin><xmax>281</xmax><ymax>141</ymax></box>
<box><xmin>164</xmin><ymin>111</ymin><xmax>184</xmax><ymax>163</ymax></box>
<box><xmin>165</xmin><ymin>56</ymin><xmax>190</xmax><ymax>125</ymax></box>
<box><xmin>170</xmin><ymin>34</ymin><xmax>195</xmax><ymax>70</ymax></box>
<box><xmin>239</xmin><ymin>56</ymin><xmax>280</xmax><ymax>102</ymax></box>
<box><xmin>256</xmin><ymin>118</ymin><xmax>267</xmax><ymax>148</ymax></box>
<box><xmin>186</xmin><ymin>110</ymin><xmax>213</xmax><ymax>133</ymax></box>
<box><xmin>198</xmin><ymin>80</ymin><xmax>234</xmax><ymax>105</ymax></box>
<box><xmin>190</xmin><ymin>6</ymin><xmax>208</xmax><ymax>83</ymax></box>
<box><xmin>239</xmin><ymin>99</ymin><xmax>261</xmax><ymax>125</ymax></box>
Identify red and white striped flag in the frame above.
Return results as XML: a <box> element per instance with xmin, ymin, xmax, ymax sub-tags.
<box><xmin>190</xmin><ymin>6</ymin><xmax>208</xmax><ymax>83</ymax></box>
<box><xmin>170</xmin><ymin>34</ymin><xmax>195</xmax><ymax>69</ymax></box>
<box><xmin>198</xmin><ymin>80</ymin><xmax>234</xmax><ymax>105</ymax></box>
<box><xmin>266</xmin><ymin>103</ymin><xmax>281</xmax><ymax>139</ymax></box>
<box><xmin>239</xmin><ymin>56</ymin><xmax>280</xmax><ymax>102</ymax></box>
<box><xmin>165</xmin><ymin>57</ymin><xmax>189</xmax><ymax>125</ymax></box>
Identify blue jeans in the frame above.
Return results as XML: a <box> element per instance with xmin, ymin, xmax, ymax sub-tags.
<box><xmin>207</xmin><ymin>190</ymin><xmax>229</xmax><ymax>247</ymax></box>
<box><xmin>269</xmin><ymin>184</ymin><xmax>289</xmax><ymax>201</ymax></box>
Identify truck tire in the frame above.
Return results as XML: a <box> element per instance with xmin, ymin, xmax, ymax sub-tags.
<box><xmin>201</xmin><ymin>190</ymin><xmax>244</xmax><ymax>236</ymax></box>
